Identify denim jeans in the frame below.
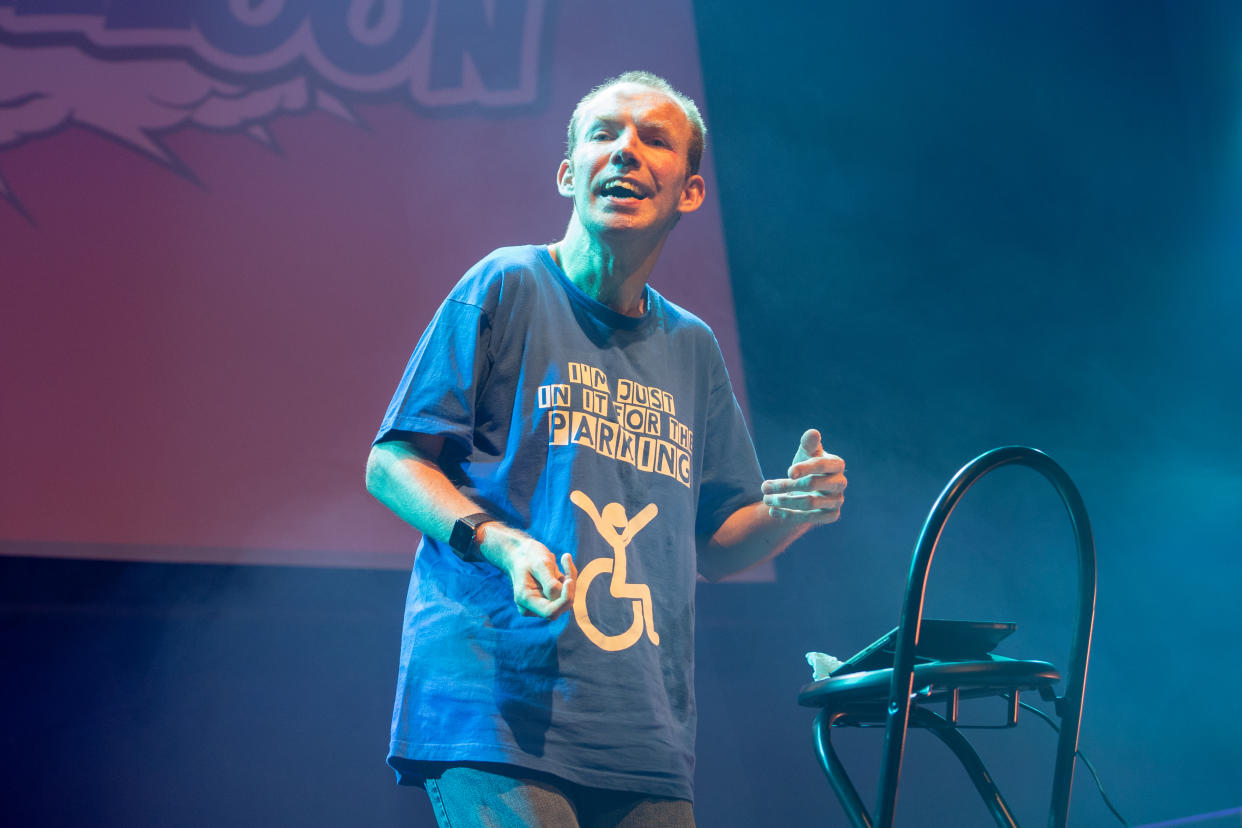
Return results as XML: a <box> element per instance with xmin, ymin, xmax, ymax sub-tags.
<box><xmin>422</xmin><ymin>763</ymin><xmax>695</xmax><ymax>828</ymax></box>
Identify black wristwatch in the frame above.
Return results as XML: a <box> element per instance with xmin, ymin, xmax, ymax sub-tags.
<box><xmin>449</xmin><ymin>512</ymin><xmax>495</xmax><ymax>562</ymax></box>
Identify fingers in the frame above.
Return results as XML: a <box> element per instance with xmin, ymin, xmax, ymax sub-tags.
<box><xmin>513</xmin><ymin>551</ymin><xmax>578</xmax><ymax>620</ymax></box>
<box><xmin>767</xmin><ymin>503</ymin><xmax>843</xmax><ymax>524</ymax></box>
<box><xmin>553</xmin><ymin>552</ymin><xmax>578</xmax><ymax>617</ymax></box>
<box><xmin>763</xmin><ymin>489</ymin><xmax>846</xmax><ymax>511</ymax></box>
<box><xmin>531</xmin><ymin>555</ymin><xmax>565</xmax><ymax>600</ymax></box>
<box><xmin>561</xmin><ymin>552</ymin><xmax>579</xmax><ymax>586</ymax></box>
<box><xmin>762</xmin><ymin>471</ymin><xmax>847</xmax><ymax>496</ymax></box>
<box><xmin>762</xmin><ymin>440</ymin><xmax>848</xmax><ymax>524</ymax></box>
<box><xmin>763</xmin><ymin>481</ymin><xmax>845</xmax><ymax>523</ymax></box>
<box><xmin>515</xmin><ymin>579</ymin><xmax>563</xmax><ymax>617</ymax></box>
<box><xmin>787</xmin><ymin>453</ymin><xmax>845</xmax><ymax>480</ymax></box>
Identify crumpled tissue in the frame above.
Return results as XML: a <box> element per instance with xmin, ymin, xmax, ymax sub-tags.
<box><xmin>805</xmin><ymin>652</ymin><xmax>844</xmax><ymax>681</ymax></box>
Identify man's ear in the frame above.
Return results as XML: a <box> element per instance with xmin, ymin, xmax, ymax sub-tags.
<box><xmin>677</xmin><ymin>173</ymin><xmax>706</xmax><ymax>215</ymax></box>
<box><xmin>556</xmin><ymin>160</ymin><xmax>574</xmax><ymax>197</ymax></box>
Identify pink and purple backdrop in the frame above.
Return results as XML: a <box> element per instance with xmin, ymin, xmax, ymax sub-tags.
<box><xmin>1</xmin><ymin>1</ymin><xmax>749</xmax><ymax>568</ymax></box>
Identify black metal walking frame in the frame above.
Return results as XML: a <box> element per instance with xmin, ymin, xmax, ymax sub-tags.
<box><xmin>799</xmin><ymin>446</ymin><xmax>1097</xmax><ymax>827</ymax></box>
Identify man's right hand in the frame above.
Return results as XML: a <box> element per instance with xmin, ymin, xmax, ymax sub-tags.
<box><xmin>482</xmin><ymin>525</ymin><xmax>578</xmax><ymax>619</ymax></box>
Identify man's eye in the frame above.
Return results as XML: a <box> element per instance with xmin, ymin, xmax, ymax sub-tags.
<box><xmin>590</xmin><ymin>131</ymin><xmax>611</xmax><ymax>141</ymax></box>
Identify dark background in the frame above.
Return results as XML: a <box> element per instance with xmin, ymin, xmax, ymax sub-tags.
<box><xmin>5</xmin><ymin>1</ymin><xmax>1240</xmax><ymax>825</ymax></box>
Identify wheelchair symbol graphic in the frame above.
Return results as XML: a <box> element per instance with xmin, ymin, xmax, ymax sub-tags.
<box><xmin>569</xmin><ymin>490</ymin><xmax>660</xmax><ymax>652</ymax></box>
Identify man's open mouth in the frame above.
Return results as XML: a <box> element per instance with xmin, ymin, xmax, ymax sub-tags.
<box><xmin>599</xmin><ymin>179</ymin><xmax>648</xmax><ymax>200</ymax></box>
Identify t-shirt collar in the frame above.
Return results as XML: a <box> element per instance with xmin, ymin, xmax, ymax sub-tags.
<box><xmin>539</xmin><ymin>244</ymin><xmax>655</xmax><ymax>332</ymax></box>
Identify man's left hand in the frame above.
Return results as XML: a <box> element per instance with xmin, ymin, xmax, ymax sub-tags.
<box><xmin>760</xmin><ymin>429</ymin><xmax>847</xmax><ymax>524</ymax></box>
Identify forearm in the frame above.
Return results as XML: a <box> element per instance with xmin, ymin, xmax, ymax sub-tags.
<box><xmin>698</xmin><ymin>501</ymin><xmax>814</xmax><ymax>582</ymax></box>
<box><xmin>364</xmin><ymin>438</ymin><xmax>533</xmax><ymax>569</ymax></box>
<box><xmin>365</xmin><ymin>438</ymin><xmax>473</xmax><ymax>542</ymax></box>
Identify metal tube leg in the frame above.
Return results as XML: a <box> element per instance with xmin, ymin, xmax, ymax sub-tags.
<box><xmin>910</xmin><ymin>707</ymin><xmax>1019</xmax><ymax>828</ymax></box>
<box><xmin>813</xmin><ymin>710</ymin><xmax>873</xmax><ymax>828</ymax></box>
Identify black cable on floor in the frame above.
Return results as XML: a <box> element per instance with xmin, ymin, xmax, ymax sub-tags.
<box><xmin>1004</xmin><ymin>694</ymin><xmax>1131</xmax><ymax>828</ymax></box>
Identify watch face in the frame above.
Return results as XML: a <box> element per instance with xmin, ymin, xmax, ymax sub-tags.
<box><xmin>451</xmin><ymin>513</ymin><xmax>490</xmax><ymax>561</ymax></box>
<box><xmin>450</xmin><ymin>519</ymin><xmax>475</xmax><ymax>558</ymax></box>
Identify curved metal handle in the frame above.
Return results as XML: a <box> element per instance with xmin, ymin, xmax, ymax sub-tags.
<box><xmin>873</xmin><ymin>446</ymin><xmax>1097</xmax><ymax>828</ymax></box>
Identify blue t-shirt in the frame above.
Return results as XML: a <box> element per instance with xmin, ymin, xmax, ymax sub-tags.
<box><xmin>375</xmin><ymin>245</ymin><xmax>762</xmax><ymax>801</ymax></box>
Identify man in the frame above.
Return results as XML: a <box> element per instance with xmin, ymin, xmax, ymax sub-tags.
<box><xmin>366</xmin><ymin>71</ymin><xmax>847</xmax><ymax>827</ymax></box>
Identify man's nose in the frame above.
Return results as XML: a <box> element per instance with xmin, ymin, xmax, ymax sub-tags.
<box><xmin>610</xmin><ymin>130</ymin><xmax>640</xmax><ymax>166</ymax></box>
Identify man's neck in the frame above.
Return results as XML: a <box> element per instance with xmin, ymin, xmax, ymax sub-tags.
<box><xmin>552</xmin><ymin>217</ymin><xmax>670</xmax><ymax>317</ymax></box>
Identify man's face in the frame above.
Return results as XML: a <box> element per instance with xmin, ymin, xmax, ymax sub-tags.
<box><xmin>557</xmin><ymin>83</ymin><xmax>705</xmax><ymax>239</ymax></box>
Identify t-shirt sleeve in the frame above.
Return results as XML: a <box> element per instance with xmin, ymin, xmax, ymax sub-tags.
<box><xmin>373</xmin><ymin>295</ymin><xmax>492</xmax><ymax>451</ymax></box>
<box><xmin>694</xmin><ymin>338</ymin><xmax>763</xmax><ymax>540</ymax></box>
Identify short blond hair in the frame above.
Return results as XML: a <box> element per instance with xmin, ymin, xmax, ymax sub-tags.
<box><xmin>566</xmin><ymin>71</ymin><xmax>707</xmax><ymax>176</ymax></box>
